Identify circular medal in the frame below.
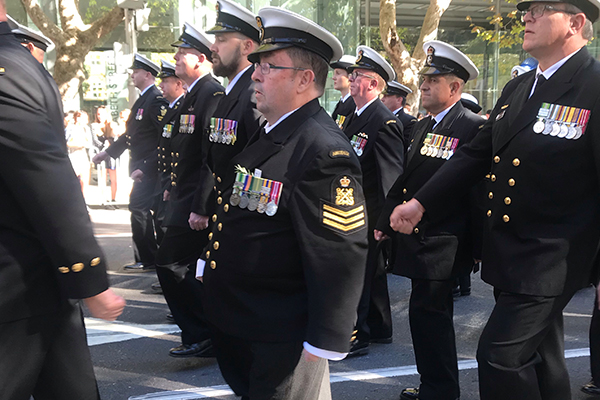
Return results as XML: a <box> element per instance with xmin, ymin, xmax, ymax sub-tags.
<box><xmin>230</xmin><ymin>192</ymin><xmax>241</xmax><ymax>207</ymax></box>
<box><xmin>257</xmin><ymin>201</ymin><xmax>266</xmax><ymax>213</ymax></box>
<box><xmin>533</xmin><ymin>120</ymin><xmax>545</xmax><ymax>134</ymax></box>
<box><xmin>239</xmin><ymin>194</ymin><xmax>249</xmax><ymax>209</ymax></box>
<box><xmin>566</xmin><ymin>125</ymin><xmax>577</xmax><ymax>139</ymax></box>
<box><xmin>426</xmin><ymin>147</ymin><xmax>434</xmax><ymax>157</ymax></box>
<box><xmin>436</xmin><ymin>148</ymin><xmax>443</xmax><ymax>158</ymax></box>
<box><xmin>420</xmin><ymin>145</ymin><xmax>428</xmax><ymax>156</ymax></box>
<box><xmin>447</xmin><ymin>150</ymin><xmax>454</xmax><ymax>159</ymax></box>
<box><xmin>356</xmin><ymin>148</ymin><xmax>363</xmax><ymax>156</ymax></box>
<box><xmin>248</xmin><ymin>196</ymin><xmax>259</xmax><ymax>212</ymax></box>
<box><xmin>442</xmin><ymin>149</ymin><xmax>449</xmax><ymax>159</ymax></box>
<box><xmin>550</xmin><ymin>123</ymin><xmax>560</xmax><ymax>136</ymax></box>
<box><xmin>226</xmin><ymin>135</ymin><xmax>232</xmax><ymax>145</ymax></box>
<box><xmin>266</xmin><ymin>201</ymin><xmax>278</xmax><ymax>216</ymax></box>
<box><xmin>574</xmin><ymin>126</ymin><xmax>583</xmax><ymax>140</ymax></box>
<box><xmin>558</xmin><ymin>124</ymin><xmax>569</xmax><ymax>138</ymax></box>
<box><xmin>542</xmin><ymin>122</ymin><xmax>553</xmax><ymax>135</ymax></box>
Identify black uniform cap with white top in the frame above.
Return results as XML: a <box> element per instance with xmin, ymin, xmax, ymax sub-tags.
<box><xmin>516</xmin><ymin>0</ymin><xmax>600</xmax><ymax>22</ymax></box>
<box><xmin>248</xmin><ymin>7</ymin><xmax>343</xmax><ymax>63</ymax></box>
<box><xmin>130</xmin><ymin>53</ymin><xmax>161</xmax><ymax>77</ymax></box>
<box><xmin>384</xmin><ymin>80</ymin><xmax>412</xmax><ymax>97</ymax></box>
<box><xmin>206</xmin><ymin>0</ymin><xmax>260</xmax><ymax>42</ymax></box>
<box><xmin>348</xmin><ymin>45</ymin><xmax>396</xmax><ymax>82</ymax></box>
<box><xmin>171</xmin><ymin>22</ymin><xmax>214</xmax><ymax>59</ymax></box>
<box><xmin>330</xmin><ymin>55</ymin><xmax>358</xmax><ymax>71</ymax></box>
<box><xmin>7</xmin><ymin>15</ymin><xmax>54</xmax><ymax>52</ymax></box>
<box><xmin>159</xmin><ymin>59</ymin><xmax>178</xmax><ymax>79</ymax></box>
<box><xmin>421</xmin><ymin>40</ymin><xmax>478</xmax><ymax>83</ymax></box>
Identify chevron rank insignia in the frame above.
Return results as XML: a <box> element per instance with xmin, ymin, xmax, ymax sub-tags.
<box><xmin>321</xmin><ymin>175</ymin><xmax>366</xmax><ymax>234</ymax></box>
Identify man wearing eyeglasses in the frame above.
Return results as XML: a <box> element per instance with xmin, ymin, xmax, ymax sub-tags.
<box><xmin>388</xmin><ymin>0</ymin><xmax>600</xmax><ymax>398</ymax></box>
<box><xmin>342</xmin><ymin>45</ymin><xmax>404</xmax><ymax>358</ymax></box>
<box><xmin>197</xmin><ymin>7</ymin><xmax>367</xmax><ymax>399</ymax></box>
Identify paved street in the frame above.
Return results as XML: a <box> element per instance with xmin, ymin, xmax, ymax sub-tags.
<box><xmin>87</xmin><ymin>208</ymin><xmax>599</xmax><ymax>400</ymax></box>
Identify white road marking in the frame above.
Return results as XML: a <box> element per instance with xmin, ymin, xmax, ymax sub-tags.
<box><xmin>95</xmin><ymin>232</ymin><xmax>133</xmax><ymax>238</ymax></box>
<box><xmin>126</xmin><ymin>348</ymin><xmax>592</xmax><ymax>400</ymax></box>
<box><xmin>85</xmin><ymin>318</ymin><xmax>180</xmax><ymax>346</ymax></box>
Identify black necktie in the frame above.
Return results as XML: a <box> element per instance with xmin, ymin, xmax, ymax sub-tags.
<box><xmin>532</xmin><ymin>74</ymin><xmax>547</xmax><ymax>97</ymax></box>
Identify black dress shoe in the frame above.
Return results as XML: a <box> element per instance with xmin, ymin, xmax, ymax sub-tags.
<box><xmin>370</xmin><ymin>336</ymin><xmax>393</xmax><ymax>344</ymax></box>
<box><xmin>400</xmin><ymin>387</ymin><xmax>419</xmax><ymax>400</ymax></box>
<box><xmin>151</xmin><ymin>281</ymin><xmax>162</xmax><ymax>291</ymax></box>
<box><xmin>347</xmin><ymin>338</ymin><xmax>369</xmax><ymax>358</ymax></box>
<box><xmin>169</xmin><ymin>339</ymin><xmax>214</xmax><ymax>358</ymax></box>
<box><xmin>582</xmin><ymin>381</ymin><xmax>600</xmax><ymax>395</ymax></box>
<box><xmin>123</xmin><ymin>262</ymin><xmax>156</xmax><ymax>272</ymax></box>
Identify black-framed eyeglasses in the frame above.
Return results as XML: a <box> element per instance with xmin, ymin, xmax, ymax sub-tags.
<box><xmin>253</xmin><ymin>62</ymin><xmax>308</xmax><ymax>75</ymax></box>
<box><xmin>350</xmin><ymin>71</ymin><xmax>376</xmax><ymax>81</ymax></box>
<box><xmin>518</xmin><ymin>4</ymin><xmax>577</xmax><ymax>22</ymax></box>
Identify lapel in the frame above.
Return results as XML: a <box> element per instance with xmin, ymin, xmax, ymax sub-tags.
<box><xmin>230</xmin><ymin>99</ymin><xmax>321</xmax><ymax>184</ymax></box>
<box><xmin>495</xmin><ymin>47</ymin><xmax>589</xmax><ymax>151</ymax></box>
<box><xmin>405</xmin><ymin>101</ymin><xmax>465</xmax><ymax>175</ymax></box>
<box><xmin>220</xmin><ymin>68</ymin><xmax>253</xmax><ymax>116</ymax></box>
<box><xmin>405</xmin><ymin>116</ymin><xmax>433</xmax><ymax>167</ymax></box>
<box><xmin>344</xmin><ymin>98</ymin><xmax>379</xmax><ymax>135</ymax></box>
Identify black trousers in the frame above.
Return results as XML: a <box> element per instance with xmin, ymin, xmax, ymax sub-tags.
<box><xmin>477</xmin><ymin>288</ymin><xmax>577</xmax><ymax>400</ymax></box>
<box><xmin>0</xmin><ymin>301</ymin><xmax>99</xmax><ymax>400</ymax></box>
<box><xmin>409</xmin><ymin>278</ymin><xmax>459</xmax><ymax>400</ymax></box>
<box><xmin>211</xmin><ymin>328</ymin><xmax>331</xmax><ymax>400</ymax></box>
<box><xmin>356</xmin><ymin>236</ymin><xmax>392</xmax><ymax>342</ymax></box>
<box><xmin>156</xmin><ymin>226</ymin><xmax>210</xmax><ymax>345</ymax></box>
<box><xmin>589</xmin><ymin>293</ymin><xmax>600</xmax><ymax>383</ymax></box>
<box><xmin>129</xmin><ymin>176</ymin><xmax>159</xmax><ymax>266</ymax></box>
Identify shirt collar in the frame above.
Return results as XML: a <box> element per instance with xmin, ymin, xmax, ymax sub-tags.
<box><xmin>226</xmin><ymin>65</ymin><xmax>252</xmax><ymax>95</ymax></box>
<box><xmin>536</xmin><ymin>48</ymin><xmax>580</xmax><ymax>80</ymax></box>
<box><xmin>139</xmin><ymin>84</ymin><xmax>154</xmax><ymax>97</ymax></box>
<box><xmin>432</xmin><ymin>101</ymin><xmax>458</xmax><ymax>129</ymax></box>
<box><xmin>355</xmin><ymin>96</ymin><xmax>378</xmax><ymax>116</ymax></box>
<box><xmin>393</xmin><ymin>107</ymin><xmax>403</xmax><ymax>115</ymax></box>
<box><xmin>169</xmin><ymin>94</ymin><xmax>184</xmax><ymax>109</ymax></box>
<box><xmin>187</xmin><ymin>72</ymin><xmax>208</xmax><ymax>93</ymax></box>
<box><xmin>340</xmin><ymin>92</ymin><xmax>352</xmax><ymax>103</ymax></box>
<box><xmin>264</xmin><ymin>107</ymin><xmax>301</xmax><ymax>133</ymax></box>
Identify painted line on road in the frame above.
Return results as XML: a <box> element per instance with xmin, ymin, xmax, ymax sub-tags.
<box><xmin>85</xmin><ymin>318</ymin><xmax>181</xmax><ymax>346</ymax></box>
<box><xmin>126</xmin><ymin>347</ymin><xmax>591</xmax><ymax>400</ymax></box>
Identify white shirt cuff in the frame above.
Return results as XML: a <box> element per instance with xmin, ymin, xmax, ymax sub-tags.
<box><xmin>196</xmin><ymin>258</ymin><xmax>206</xmax><ymax>280</ymax></box>
<box><xmin>303</xmin><ymin>342</ymin><xmax>347</xmax><ymax>361</ymax></box>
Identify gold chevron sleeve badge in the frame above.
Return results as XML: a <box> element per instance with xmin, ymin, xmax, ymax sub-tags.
<box><xmin>320</xmin><ymin>201</ymin><xmax>366</xmax><ymax>235</ymax></box>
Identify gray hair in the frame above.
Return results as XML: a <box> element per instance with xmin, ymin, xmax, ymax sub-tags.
<box><xmin>562</xmin><ymin>3</ymin><xmax>594</xmax><ymax>39</ymax></box>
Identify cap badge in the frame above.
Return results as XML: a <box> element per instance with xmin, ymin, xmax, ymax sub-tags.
<box><xmin>426</xmin><ymin>46</ymin><xmax>434</xmax><ymax>65</ymax></box>
<box><xmin>256</xmin><ymin>16</ymin><xmax>265</xmax><ymax>42</ymax></box>
<box><xmin>356</xmin><ymin>50</ymin><xmax>363</xmax><ymax>64</ymax></box>
<box><xmin>215</xmin><ymin>3</ymin><xmax>220</xmax><ymax>19</ymax></box>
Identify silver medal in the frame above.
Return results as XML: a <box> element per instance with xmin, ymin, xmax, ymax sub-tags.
<box><xmin>266</xmin><ymin>201</ymin><xmax>278</xmax><ymax>216</ymax></box>
<box><xmin>533</xmin><ymin>120</ymin><xmax>545</xmax><ymax>133</ymax></box>
<box><xmin>239</xmin><ymin>194</ymin><xmax>249</xmax><ymax>209</ymax></box>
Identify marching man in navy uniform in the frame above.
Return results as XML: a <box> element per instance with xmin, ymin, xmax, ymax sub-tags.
<box><xmin>196</xmin><ymin>7</ymin><xmax>368</xmax><ymax>399</ymax></box>
<box><xmin>389</xmin><ymin>0</ymin><xmax>600</xmax><ymax>398</ymax></box>
<box><xmin>342</xmin><ymin>45</ymin><xmax>404</xmax><ymax>357</ymax></box>
<box><xmin>154</xmin><ymin>23</ymin><xmax>224</xmax><ymax>358</ymax></box>
<box><xmin>7</xmin><ymin>15</ymin><xmax>53</xmax><ymax>64</ymax></box>
<box><xmin>198</xmin><ymin>0</ymin><xmax>263</xmax><ymax>220</ymax></box>
<box><xmin>156</xmin><ymin>59</ymin><xmax>185</xmax><ymax>246</ymax></box>
<box><xmin>93</xmin><ymin>54</ymin><xmax>168</xmax><ymax>272</ymax></box>
<box><xmin>381</xmin><ymin>80</ymin><xmax>418</xmax><ymax>144</ymax></box>
<box><xmin>0</xmin><ymin>4</ymin><xmax>125</xmax><ymax>398</ymax></box>
<box><xmin>375</xmin><ymin>40</ymin><xmax>484</xmax><ymax>400</ymax></box>
<box><xmin>330</xmin><ymin>54</ymin><xmax>357</xmax><ymax>128</ymax></box>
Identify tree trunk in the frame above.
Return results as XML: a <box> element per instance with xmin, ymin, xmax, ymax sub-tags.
<box><xmin>379</xmin><ymin>0</ymin><xmax>452</xmax><ymax>111</ymax></box>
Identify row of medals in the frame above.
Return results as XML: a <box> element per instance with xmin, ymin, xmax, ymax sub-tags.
<box><xmin>420</xmin><ymin>137</ymin><xmax>457</xmax><ymax>160</ymax></box>
<box><xmin>230</xmin><ymin>180</ymin><xmax>282</xmax><ymax>217</ymax></box>
<box><xmin>533</xmin><ymin>119</ymin><xmax>585</xmax><ymax>139</ymax></box>
<box><xmin>209</xmin><ymin>118</ymin><xmax>238</xmax><ymax>145</ymax></box>
<box><xmin>532</xmin><ymin>103</ymin><xmax>588</xmax><ymax>139</ymax></box>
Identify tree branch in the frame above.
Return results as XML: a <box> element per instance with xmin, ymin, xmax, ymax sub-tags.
<box><xmin>58</xmin><ymin>0</ymin><xmax>86</xmax><ymax>33</ymax></box>
<box><xmin>80</xmin><ymin>6</ymin><xmax>124</xmax><ymax>51</ymax></box>
<box><xmin>18</xmin><ymin>0</ymin><xmax>64</xmax><ymax>43</ymax></box>
<box><xmin>413</xmin><ymin>0</ymin><xmax>452</xmax><ymax>64</ymax></box>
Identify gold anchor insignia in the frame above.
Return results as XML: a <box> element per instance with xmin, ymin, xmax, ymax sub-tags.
<box><xmin>335</xmin><ymin>176</ymin><xmax>354</xmax><ymax>206</ymax></box>
<box><xmin>356</xmin><ymin>50</ymin><xmax>363</xmax><ymax>63</ymax></box>
<box><xmin>426</xmin><ymin>46</ymin><xmax>434</xmax><ymax>65</ymax></box>
<box><xmin>256</xmin><ymin>16</ymin><xmax>265</xmax><ymax>42</ymax></box>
